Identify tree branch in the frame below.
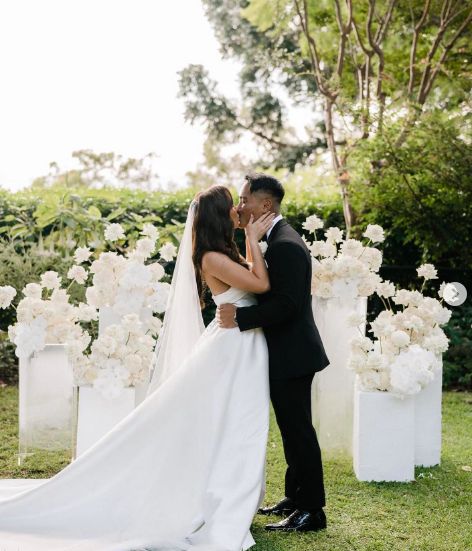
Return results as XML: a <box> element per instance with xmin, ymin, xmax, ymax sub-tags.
<box><xmin>408</xmin><ymin>0</ymin><xmax>432</xmax><ymax>96</ymax></box>
<box><xmin>421</xmin><ymin>8</ymin><xmax>472</xmax><ymax>101</ymax></box>
<box><xmin>293</xmin><ymin>0</ymin><xmax>334</xmax><ymax>99</ymax></box>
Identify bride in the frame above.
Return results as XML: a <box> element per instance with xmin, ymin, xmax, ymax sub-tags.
<box><xmin>0</xmin><ymin>185</ymin><xmax>275</xmax><ymax>551</ymax></box>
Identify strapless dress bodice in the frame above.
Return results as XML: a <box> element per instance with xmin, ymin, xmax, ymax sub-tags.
<box><xmin>212</xmin><ymin>287</ymin><xmax>257</xmax><ymax>308</ymax></box>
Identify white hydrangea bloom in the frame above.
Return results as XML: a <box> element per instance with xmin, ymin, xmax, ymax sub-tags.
<box><xmin>303</xmin><ymin>214</ymin><xmax>324</xmax><ymax>233</ymax></box>
<box><xmin>23</xmin><ymin>283</ymin><xmax>42</xmax><ymax>300</ymax></box>
<box><xmin>159</xmin><ymin>242</ymin><xmax>177</xmax><ymax>262</ymax></box>
<box><xmin>149</xmin><ymin>262</ymin><xmax>166</xmax><ymax>282</ymax></box>
<box><xmin>67</xmin><ymin>265</ymin><xmax>88</xmax><ymax>284</ymax></box>
<box><xmin>390</xmin><ymin>330</ymin><xmax>410</xmax><ymax>348</ymax></box>
<box><xmin>417</xmin><ymin>263</ymin><xmax>438</xmax><ymax>280</ymax></box>
<box><xmin>363</xmin><ymin>224</ymin><xmax>385</xmax><ymax>243</ymax></box>
<box><xmin>40</xmin><ymin>271</ymin><xmax>62</xmax><ymax>290</ymax></box>
<box><xmin>141</xmin><ymin>223</ymin><xmax>159</xmax><ymax>242</ymax></box>
<box><xmin>340</xmin><ymin>239</ymin><xmax>363</xmax><ymax>258</ymax></box>
<box><xmin>324</xmin><ymin>227</ymin><xmax>343</xmax><ymax>243</ymax></box>
<box><xmin>376</xmin><ymin>280</ymin><xmax>396</xmax><ymax>298</ymax></box>
<box><xmin>135</xmin><ymin>238</ymin><xmax>156</xmax><ymax>259</ymax></box>
<box><xmin>104</xmin><ymin>223</ymin><xmax>125</xmax><ymax>242</ymax></box>
<box><xmin>0</xmin><ymin>285</ymin><xmax>17</xmax><ymax>309</ymax></box>
<box><xmin>74</xmin><ymin>246</ymin><xmax>92</xmax><ymax>264</ymax></box>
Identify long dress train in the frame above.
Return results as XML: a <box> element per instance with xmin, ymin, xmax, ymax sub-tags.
<box><xmin>0</xmin><ymin>287</ymin><xmax>270</xmax><ymax>551</ymax></box>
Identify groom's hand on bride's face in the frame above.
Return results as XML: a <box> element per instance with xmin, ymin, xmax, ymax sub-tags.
<box><xmin>216</xmin><ymin>304</ymin><xmax>238</xmax><ymax>328</ymax></box>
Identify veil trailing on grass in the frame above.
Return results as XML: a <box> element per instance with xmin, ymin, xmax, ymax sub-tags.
<box><xmin>146</xmin><ymin>201</ymin><xmax>205</xmax><ymax>395</ymax></box>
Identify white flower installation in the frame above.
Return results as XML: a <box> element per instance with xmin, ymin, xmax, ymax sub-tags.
<box><xmin>303</xmin><ymin>215</ymin><xmax>385</xmax><ymax>300</ymax></box>
<box><xmin>1</xmin><ymin>222</ymin><xmax>176</xmax><ymax>398</ymax></box>
<box><xmin>348</xmin><ymin>263</ymin><xmax>451</xmax><ymax>398</ymax></box>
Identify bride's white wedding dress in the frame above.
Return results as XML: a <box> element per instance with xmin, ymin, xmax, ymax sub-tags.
<box><xmin>0</xmin><ymin>287</ymin><xmax>270</xmax><ymax>551</ymax></box>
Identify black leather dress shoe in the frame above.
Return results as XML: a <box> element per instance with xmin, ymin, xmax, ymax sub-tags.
<box><xmin>264</xmin><ymin>508</ymin><xmax>327</xmax><ymax>532</ymax></box>
<box><xmin>257</xmin><ymin>497</ymin><xmax>297</xmax><ymax>516</ymax></box>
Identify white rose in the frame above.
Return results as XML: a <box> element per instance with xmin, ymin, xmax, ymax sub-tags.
<box><xmin>67</xmin><ymin>265</ymin><xmax>88</xmax><ymax>284</ymax></box>
<box><xmin>104</xmin><ymin>223</ymin><xmax>125</xmax><ymax>242</ymax></box>
<box><xmin>303</xmin><ymin>214</ymin><xmax>324</xmax><ymax>233</ymax></box>
<box><xmin>159</xmin><ymin>242</ymin><xmax>177</xmax><ymax>262</ymax></box>
<box><xmin>0</xmin><ymin>285</ymin><xmax>17</xmax><ymax>309</ymax></box>
<box><xmin>363</xmin><ymin>224</ymin><xmax>385</xmax><ymax>243</ymax></box>
<box><xmin>417</xmin><ymin>263</ymin><xmax>438</xmax><ymax>280</ymax></box>
<box><xmin>40</xmin><ymin>271</ymin><xmax>62</xmax><ymax>290</ymax></box>
<box><xmin>141</xmin><ymin>223</ymin><xmax>159</xmax><ymax>242</ymax></box>
<box><xmin>74</xmin><ymin>246</ymin><xmax>92</xmax><ymax>264</ymax></box>
<box><xmin>259</xmin><ymin>241</ymin><xmax>268</xmax><ymax>255</ymax></box>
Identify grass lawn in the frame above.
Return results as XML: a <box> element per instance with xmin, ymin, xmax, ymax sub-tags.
<box><xmin>1</xmin><ymin>386</ymin><xmax>471</xmax><ymax>550</ymax></box>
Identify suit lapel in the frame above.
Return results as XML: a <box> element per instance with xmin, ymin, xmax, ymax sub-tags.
<box><xmin>267</xmin><ymin>219</ymin><xmax>287</xmax><ymax>245</ymax></box>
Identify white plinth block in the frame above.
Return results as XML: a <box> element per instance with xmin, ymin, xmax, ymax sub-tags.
<box><xmin>414</xmin><ymin>362</ymin><xmax>443</xmax><ymax>467</ymax></box>
<box><xmin>311</xmin><ymin>296</ymin><xmax>367</xmax><ymax>457</ymax></box>
<box><xmin>75</xmin><ymin>385</ymin><xmax>146</xmax><ymax>457</ymax></box>
<box><xmin>353</xmin><ymin>388</ymin><xmax>415</xmax><ymax>482</ymax></box>
<box><xmin>18</xmin><ymin>344</ymin><xmax>77</xmax><ymax>464</ymax></box>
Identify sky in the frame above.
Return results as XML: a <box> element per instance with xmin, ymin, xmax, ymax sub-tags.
<box><xmin>0</xmin><ymin>0</ymin><xmax>244</xmax><ymax>191</ymax></box>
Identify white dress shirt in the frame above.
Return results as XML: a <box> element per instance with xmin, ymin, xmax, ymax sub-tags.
<box><xmin>266</xmin><ymin>214</ymin><xmax>283</xmax><ymax>240</ymax></box>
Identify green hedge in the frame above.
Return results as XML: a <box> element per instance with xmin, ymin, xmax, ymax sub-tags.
<box><xmin>0</xmin><ymin>185</ymin><xmax>469</xmax><ymax>390</ymax></box>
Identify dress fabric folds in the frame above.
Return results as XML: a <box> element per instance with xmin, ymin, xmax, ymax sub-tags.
<box><xmin>0</xmin><ymin>287</ymin><xmax>270</xmax><ymax>551</ymax></box>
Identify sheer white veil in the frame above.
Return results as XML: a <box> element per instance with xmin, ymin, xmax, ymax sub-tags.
<box><xmin>146</xmin><ymin>201</ymin><xmax>205</xmax><ymax>396</ymax></box>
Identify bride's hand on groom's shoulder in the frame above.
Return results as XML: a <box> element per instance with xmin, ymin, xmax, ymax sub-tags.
<box><xmin>245</xmin><ymin>212</ymin><xmax>275</xmax><ymax>242</ymax></box>
<box><xmin>216</xmin><ymin>304</ymin><xmax>238</xmax><ymax>329</ymax></box>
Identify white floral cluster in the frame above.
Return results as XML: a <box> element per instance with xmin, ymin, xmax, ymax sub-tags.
<box><xmin>73</xmin><ymin>314</ymin><xmax>160</xmax><ymax>399</ymax></box>
<box><xmin>2</xmin><ymin>275</ymin><xmax>91</xmax><ymax>360</ymax></box>
<box><xmin>83</xmin><ymin>223</ymin><xmax>173</xmax><ymax>317</ymax></box>
<box><xmin>303</xmin><ymin>215</ymin><xmax>385</xmax><ymax>300</ymax></box>
<box><xmin>0</xmin><ymin>222</ymin><xmax>176</xmax><ymax>396</ymax></box>
<box><xmin>348</xmin><ymin>263</ymin><xmax>451</xmax><ymax>398</ymax></box>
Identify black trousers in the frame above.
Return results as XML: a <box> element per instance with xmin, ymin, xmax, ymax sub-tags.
<box><xmin>269</xmin><ymin>373</ymin><xmax>326</xmax><ymax>512</ymax></box>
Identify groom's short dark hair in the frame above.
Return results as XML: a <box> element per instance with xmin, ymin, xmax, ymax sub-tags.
<box><xmin>245</xmin><ymin>173</ymin><xmax>285</xmax><ymax>205</ymax></box>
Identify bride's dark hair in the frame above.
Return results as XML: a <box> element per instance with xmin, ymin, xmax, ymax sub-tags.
<box><xmin>192</xmin><ymin>185</ymin><xmax>248</xmax><ymax>307</ymax></box>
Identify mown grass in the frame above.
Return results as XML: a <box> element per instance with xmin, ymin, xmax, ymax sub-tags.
<box><xmin>1</xmin><ymin>387</ymin><xmax>471</xmax><ymax>550</ymax></box>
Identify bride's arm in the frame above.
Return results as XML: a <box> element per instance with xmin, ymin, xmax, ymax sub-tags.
<box><xmin>203</xmin><ymin>213</ymin><xmax>274</xmax><ymax>294</ymax></box>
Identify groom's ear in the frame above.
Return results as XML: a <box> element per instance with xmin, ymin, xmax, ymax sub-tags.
<box><xmin>263</xmin><ymin>197</ymin><xmax>273</xmax><ymax>212</ymax></box>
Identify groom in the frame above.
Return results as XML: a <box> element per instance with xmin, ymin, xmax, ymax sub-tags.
<box><xmin>217</xmin><ymin>173</ymin><xmax>330</xmax><ymax>532</ymax></box>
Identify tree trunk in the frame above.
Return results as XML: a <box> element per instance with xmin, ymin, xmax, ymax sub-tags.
<box><xmin>324</xmin><ymin>98</ymin><xmax>356</xmax><ymax>234</ymax></box>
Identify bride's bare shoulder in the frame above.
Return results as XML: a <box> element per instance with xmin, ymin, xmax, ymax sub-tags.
<box><xmin>202</xmin><ymin>251</ymin><xmax>230</xmax><ymax>269</ymax></box>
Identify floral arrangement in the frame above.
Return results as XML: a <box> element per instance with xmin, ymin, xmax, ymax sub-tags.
<box><xmin>347</xmin><ymin>263</ymin><xmax>451</xmax><ymax>398</ymax></box>
<box><xmin>0</xmin><ymin>222</ymin><xmax>177</xmax><ymax>398</ymax></box>
<box><xmin>303</xmin><ymin>214</ymin><xmax>385</xmax><ymax>300</ymax></box>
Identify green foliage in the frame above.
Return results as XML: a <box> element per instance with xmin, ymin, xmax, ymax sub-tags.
<box><xmin>443</xmin><ymin>303</ymin><xmax>472</xmax><ymax>391</ymax></box>
<box><xmin>349</xmin><ymin>112</ymin><xmax>472</xmax><ymax>269</ymax></box>
<box><xmin>1</xmin><ymin>386</ymin><xmax>471</xmax><ymax>550</ymax></box>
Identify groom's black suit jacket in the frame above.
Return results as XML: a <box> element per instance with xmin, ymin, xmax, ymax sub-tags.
<box><xmin>236</xmin><ymin>219</ymin><xmax>330</xmax><ymax>380</ymax></box>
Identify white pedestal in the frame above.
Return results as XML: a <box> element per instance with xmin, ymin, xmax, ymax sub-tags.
<box><xmin>414</xmin><ymin>362</ymin><xmax>442</xmax><ymax>467</ymax></box>
<box><xmin>18</xmin><ymin>344</ymin><xmax>77</xmax><ymax>465</ymax></box>
<box><xmin>311</xmin><ymin>295</ymin><xmax>367</xmax><ymax>457</ymax></box>
<box><xmin>75</xmin><ymin>384</ymin><xmax>146</xmax><ymax>457</ymax></box>
<box><xmin>353</xmin><ymin>385</ymin><xmax>415</xmax><ymax>482</ymax></box>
